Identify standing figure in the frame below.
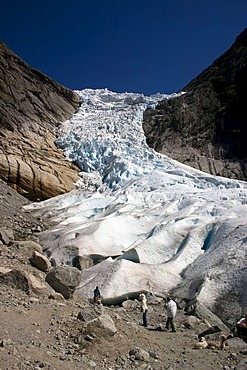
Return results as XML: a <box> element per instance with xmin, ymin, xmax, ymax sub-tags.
<box><xmin>93</xmin><ymin>286</ymin><xmax>101</xmax><ymax>304</ymax></box>
<box><xmin>165</xmin><ymin>297</ymin><xmax>177</xmax><ymax>332</ymax></box>
<box><xmin>139</xmin><ymin>293</ymin><xmax>148</xmax><ymax>327</ymax></box>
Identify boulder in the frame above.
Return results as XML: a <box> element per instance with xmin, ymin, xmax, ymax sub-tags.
<box><xmin>192</xmin><ymin>304</ymin><xmax>230</xmax><ymax>334</ymax></box>
<box><xmin>45</xmin><ymin>266</ymin><xmax>81</xmax><ymax>299</ymax></box>
<box><xmin>183</xmin><ymin>315</ymin><xmax>202</xmax><ymax>330</ymax></box>
<box><xmin>0</xmin><ymin>267</ymin><xmax>53</xmax><ymax>295</ymax></box>
<box><xmin>72</xmin><ymin>255</ymin><xmax>94</xmax><ymax>270</ymax></box>
<box><xmin>48</xmin><ymin>292</ymin><xmax>65</xmax><ymax>302</ymax></box>
<box><xmin>29</xmin><ymin>250</ymin><xmax>52</xmax><ymax>272</ymax></box>
<box><xmin>86</xmin><ymin>314</ymin><xmax>117</xmax><ymax>336</ymax></box>
<box><xmin>122</xmin><ymin>299</ymin><xmax>139</xmax><ymax>310</ymax></box>
<box><xmin>129</xmin><ymin>347</ymin><xmax>150</xmax><ymax>361</ymax></box>
<box><xmin>0</xmin><ymin>267</ymin><xmax>30</xmax><ymax>293</ymax></box>
<box><xmin>12</xmin><ymin>240</ymin><xmax>43</xmax><ymax>258</ymax></box>
<box><xmin>0</xmin><ymin>228</ymin><xmax>14</xmax><ymax>245</ymax></box>
<box><xmin>77</xmin><ymin>307</ymin><xmax>101</xmax><ymax>322</ymax></box>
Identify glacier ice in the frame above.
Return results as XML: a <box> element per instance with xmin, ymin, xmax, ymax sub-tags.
<box><xmin>24</xmin><ymin>88</ymin><xmax>247</xmax><ymax>323</ymax></box>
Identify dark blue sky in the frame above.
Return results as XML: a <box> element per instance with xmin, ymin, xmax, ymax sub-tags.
<box><xmin>1</xmin><ymin>0</ymin><xmax>247</xmax><ymax>95</ymax></box>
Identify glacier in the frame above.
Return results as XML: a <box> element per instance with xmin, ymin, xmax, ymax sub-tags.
<box><xmin>24</xmin><ymin>88</ymin><xmax>247</xmax><ymax>325</ymax></box>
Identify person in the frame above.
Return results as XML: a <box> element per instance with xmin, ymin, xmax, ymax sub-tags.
<box><xmin>165</xmin><ymin>297</ymin><xmax>177</xmax><ymax>332</ymax></box>
<box><xmin>139</xmin><ymin>293</ymin><xmax>148</xmax><ymax>327</ymax></box>
<box><xmin>235</xmin><ymin>314</ymin><xmax>247</xmax><ymax>339</ymax></box>
<box><xmin>93</xmin><ymin>286</ymin><xmax>101</xmax><ymax>304</ymax></box>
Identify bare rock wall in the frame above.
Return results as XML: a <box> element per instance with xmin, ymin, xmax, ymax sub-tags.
<box><xmin>0</xmin><ymin>40</ymin><xmax>81</xmax><ymax>200</ymax></box>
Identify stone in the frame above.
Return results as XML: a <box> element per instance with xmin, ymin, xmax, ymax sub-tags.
<box><xmin>183</xmin><ymin>315</ymin><xmax>201</xmax><ymax>329</ymax></box>
<box><xmin>48</xmin><ymin>292</ymin><xmax>65</xmax><ymax>301</ymax></box>
<box><xmin>193</xmin><ymin>305</ymin><xmax>229</xmax><ymax>334</ymax></box>
<box><xmin>72</xmin><ymin>255</ymin><xmax>94</xmax><ymax>270</ymax></box>
<box><xmin>45</xmin><ymin>266</ymin><xmax>81</xmax><ymax>299</ymax></box>
<box><xmin>129</xmin><ymin>347</ymin><xmax>150</xmax><ymax>361</ymax></box>
<box><xmin>29</xmin><ymin>250</ymin><xmax>51</xmax><ymax>272</ymax></box>
<box><xmin>12</xmin><ymin>240</ymin><xmax>43</xmax><ymax>258</ymax></box>
<box><xmin>0</xmin><ymin>268</ymin><xmax>30</xmax><ymax>293</ymax></box>
<box><xmin>0</xmin><ymin>267</ymin><xmax>52</xmax><ymax>295</ymax></box>
<box><xmin>0</xmin><ymin>228</ymin><xmax>14</xmax><ymax>245</ymax></box>
<box><xmin>122</xmin><ymin>299</ymin><xmax>139</xmax><ymax>310</ymax></box>
<box><xmin>86</xmin><ymin>314</ymin><xmax>117</xmax><ymax>336</ymax></box>
<box><xmin>77</xmin><ymin>307</ymin><xmax>100</xmax><ymax>322</ymax></box>
<box><xmin>13</xmin><ymin>240</ymin><xmax>42</xmax><ymax>252</ymax></box>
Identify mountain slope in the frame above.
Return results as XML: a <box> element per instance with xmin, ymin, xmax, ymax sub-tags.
<box><xmin>0</xmin><ymin>40</ymin><xmax>81</xmax><ymax>200</ymax></box>
<box><xmin>143</xmin><ymin>27</ymin><xmax>247</xmax><ymax>181</ymax></box>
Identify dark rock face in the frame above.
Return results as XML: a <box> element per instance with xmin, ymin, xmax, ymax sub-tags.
<box><xmin>0</xmin><ymin>40</ymin><xmax>81</xmax><ymax>200</ymax></box>
<box><xmin>143</xmin><ymin>28</ymin><xmax>247</xmax><ymax>180</ymax></box>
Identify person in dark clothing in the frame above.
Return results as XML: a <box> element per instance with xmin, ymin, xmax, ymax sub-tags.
<box><xmin>93</xmin><ymin>286</ymin><xmax>101</xmax><ymax>304</ymax></box>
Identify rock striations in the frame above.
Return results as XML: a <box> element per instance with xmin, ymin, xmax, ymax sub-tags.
<box><xmin>143</xmin><ymin>27</ymin><xmax>247</xmax><ymax>181</ymax></box>
<box><xmin>0</xmin><ymin>40</ymin><xmax>81</xmax><ymax>200</ymax></box>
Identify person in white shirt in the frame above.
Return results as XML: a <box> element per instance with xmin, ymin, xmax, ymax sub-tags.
<box><xmin>165</xmin><ymin>297</ymin><xmax>177</xmax><ymax>332</ymax></box>
<box><xmin>139</xmin><ymin>293</ymin><xmax>148</xmax><ymax>327</ymax></box>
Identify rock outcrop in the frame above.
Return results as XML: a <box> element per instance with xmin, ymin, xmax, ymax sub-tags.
<box><xmin>143</xmin><ymin>28</ymin><xmax>247</xmax><ymax>181</ymax></box>
<box><xmin>0</xmin><ymin>40</ymin><xmax>81</xmax><ymax>200</ymax></box>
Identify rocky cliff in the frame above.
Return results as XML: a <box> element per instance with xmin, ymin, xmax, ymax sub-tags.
<box><xmin>143</xmin><ymin>28</ymin><xmax>247</xmax><ymax>181</ymax></box>
<box><xmin>0</xmin><ymin>40</ymin><xmax>81</xmax><ymax>200</ymax></box>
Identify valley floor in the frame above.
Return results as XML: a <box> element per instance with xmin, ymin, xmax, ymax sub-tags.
<box><xmin>0</xmin><ymin>284</ymin><xmax>247</xmax><ymax>370</ymax></box>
